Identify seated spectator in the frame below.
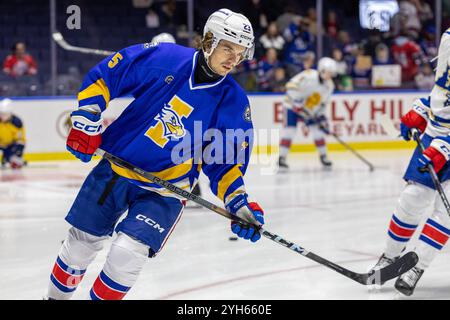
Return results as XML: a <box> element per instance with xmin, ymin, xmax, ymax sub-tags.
<box><xmin>272</xmin><ymin>67</ymin><xmax>287</xmax><ymax>92</ymax></box>
<box><xmin>283</xmin><ymin>19</ymin><xmax>314</xmax><ymax>77</ymax></box>
<box><xmin>350</xmin><ymin>46</ymin><xmax>373</xmax><ymax>89</ymax></box>
<box><xmin>399</xmin><ymin>0</ymin><xmax>421</xmax><ymax>39</ymax></box>
<box><xmin>259</xmin><ymin>22</ymin><xmax>285</xmax><ymax>53</ymax></box>
<box><xmin>332</xmin><ymin>48</ymin><xmax>352</xmax><ymax>91</ymax></box>
<box><xmin>325</xmin><ymin>10</ymin><xmax>339</xmax><ymax>39</ymax></box>
<box><xmin>0</xmin><ymin>99</ymin><xmax>26</xmax><ymax>169</ymax></box>
<box><xmin>415</xmin><ymin>63</ymin><xmax>434</xmax><ymax>90</ymax></box>
<box><xmin>391</xmin><ymin>32</ymin><xmax>422</xmax><ymax>84</ymax></box>
<box><xmin>3</xmin><ymin>42</ymin><xmax>38</xmax><ymax>77</ymax></box>
<box><xmin>373</xmin><ymin>43</ymin><xmax>394</xmax><ymax>65</ymax></box>
<box><xmin>304</xmin><ymin>7</ymin><xmax>318</xmax><ymax>36</ymax></box>
<box><xmin>257</xmin><ymin>48</ymin><xmax>282</xmax><ymax>91</ymax></box>
<box><xmin>420</xmin><ymin>25</ymin><xmax>438</xmax><ymax>62</ymax></box>
<box><xmin>336</xmin><ymin>31</ymin><xmax>359</xmax><ymax>62</ymax></box>
<box><xmin>301</xmin><ymin>51</ymin><xmax>315</xmax><ymax>70</ymax></box>
<box><xmin>145</xmin><ymin>8</ymin><xmax>160</xmax><ymax>28</ymax></box>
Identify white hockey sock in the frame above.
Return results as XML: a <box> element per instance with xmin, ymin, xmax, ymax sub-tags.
<box><xmin>279</xmin><ymin>127</ymin><xmax>296</xmax><ymax>158</ymax></box>
<box><xmin>89</xmin><ymin>232</ymin><xmax>149</xmax><ymax>300</ymax></box>
<box><xmin>47</xmin><ymin>227</ymin><xmax>107</xmax><ymax>300</ymax></box>
<box><xmin>415</xmin><ymin>186</ymin><xmax>450</xmax><ymax>269</ymax></box>
<box><xmin>384</xmin><ymin>183</ymin><xmax>435</xmax><ymax>259</ymax></box>
<box><xmin>310</xmin><ymin>125</ymin><xmax>327</xmax><ymax>156</ymax></box>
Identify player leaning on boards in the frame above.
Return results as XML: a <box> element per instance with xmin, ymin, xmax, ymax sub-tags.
<box><xmin>371</xmin><ymin>28</ymin><xmax>450</xmax><ymax>296</ymax></box>
<box><xmin>45</xmin><ymin>9</ymin><xmax>265</xmax><ymax>300</ymax></box>
<box><xmin>278</xmin><ymin>57</ymin><xmax>337</xmax><ymax>170</ymax></box>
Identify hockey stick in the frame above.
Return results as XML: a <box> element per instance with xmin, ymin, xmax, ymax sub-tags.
<box><xmin>411</xmin><ymin>129</ymin><xmax>450</xmax><ymax>215</ymax></box>
<box><xmin>319</xmin><ymin>125</ymin><xmax>375</xmax><ymax>172</ymax></box>
<box><xmin>95</xmin><ymin>148</ymin><xmax>418</xmax><ymax>285</ymax></box>
<box><xmin>52</xmin><ymin>31</ymin><xmax>115</xmax><ymax>56</ymax></box>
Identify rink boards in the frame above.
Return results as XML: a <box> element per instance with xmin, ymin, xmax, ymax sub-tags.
<box><xmin>5</xmin><ymin>90</ymin><xmax>425</xmax><ymax>161</ymax></box>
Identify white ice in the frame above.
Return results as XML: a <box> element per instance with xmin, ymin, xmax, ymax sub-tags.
<box><xmin>1</xmin><ymin>149</ymin><xmax>449</xmax><ymax>300</ymax></box>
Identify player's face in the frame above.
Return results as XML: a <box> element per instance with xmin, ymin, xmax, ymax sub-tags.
<box><xmin>209</xmin><ymin>40</ymin><xmax>246</xmax><ymax>76</ymax></box>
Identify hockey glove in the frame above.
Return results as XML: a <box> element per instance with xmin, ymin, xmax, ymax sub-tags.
<box><xmin>66</xmin><ymin>110</ymin><xmax>103</xmax><ymax>163</ymax></box>
<box><xmin>400</xmin><ymin>99</ymin><xmax>429</xmax><ymax>141</ymax></box>
<box><xmin>226</xmin><ymin>194</ymin><xmax>264</xmax><ymax>243</ymax></box>
<box><xmin>417</xmin><ymin>136</ymin><xmax>450</xmax><ymax>174</ymax></box>
<box><xmin>315</xmin><ymin>114</ymin><xmax>330</xmax><ymax>134</ymax></box>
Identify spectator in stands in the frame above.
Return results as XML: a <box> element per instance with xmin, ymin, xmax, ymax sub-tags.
<box><xmin>415</xmin><ymin>62</ymin><xmax>435</xmax><ymax>90</ymax></box>
<box><xmin>413</xmin><ymin>0</ymin><xmax>434</xmax><ymax>25</ymax></box>
<box><xmin>158</xmin><ymin>0</ymin><xmax>177</xmax><ymax>27</ymax></box>
<box><xmin>332</xmin><ymin>47</ymin><xmax>352</xmax><ymax>91</ymax></box>
<box><xmin>259</xmin><ymin>22</ymin><xmax>285</xmax><ymax>54</ymax></box>
<box><xmin>391</xmin><ymin>31</ymin><xmax>422</xmax><ymax>84</ymax></box>
<box><xmin>373</xmin><ymin>43</ymin><xmax>394</xmax><ymax>65</ymax></box>
<box><xmin>399</xmin><ymin>0</ymin><xmax>422</xmax><ymax>39</ymax></box>
<box><xmin>304</xmin><ymin>7</ymin><xmax>318</xmax><ymax>36</ymax></box>
<box><xmin>3</xmin><ymin>42</ymin><xmax>37</xmax><ymax>78</ymax></box>
<box><xmin>276</xmin><ymin>6</ymin><xmax>300</xmax><ymax>35</ymax></box>
<box><xmin>336</xmin><ymin>31</ymin><xmax>359</xmax><ymax>62</ymax></box>
<box><xmin>272</xmin><ymin>67</ymin><xmax>287</xmax><ymax>92</ymax></box>
<box><xmin>283</xmin><ymin>18</ymin><xmax>314</xmax><ymax>77</ymax></box>
<box><xmin>257</xmin><ymin>48</ymin><xmax>282</xmax><ymax>91</ymax></box>
<box><xmin>325</xmin><ymin>10</ymin><xmax>339</xmax><ymax>39</ymax></box>
<box><xmin>350</xmin><ymin>45</ymin><xmax>373</xmax><ymax>89</ymax></box>
<box><xmin>242</xmin><ymin>0</ymin><xmax>269</xmax><ymax>35</ymax></box>
<box><xmin>145</xmin><ymin>7</ymin><xmax>160</xmax><ymax>28</ymax></box>
<box><xmin>361</xmin><ymin>30</ymin><xmax>383</xmax><ymax>58</ymax></box>
<box><xmin>301</xmin><ymin>51</ymin><xmax>315</xmax><ymax>70</ymax></box>
<box><xmin>419</xmin><ymin>25</ymin><xmax>438</xmax><ymax>61</ymax></box>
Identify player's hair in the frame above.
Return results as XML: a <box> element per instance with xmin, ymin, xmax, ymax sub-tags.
<box><xmin>201</xmin><ymin>31</ymin><xmax>214</xmax><ymax>52</ymax></box>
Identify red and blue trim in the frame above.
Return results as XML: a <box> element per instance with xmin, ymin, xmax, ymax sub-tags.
<box><xmin>90</xmin><ymin>270</ymin><xmax>130</xmax><ymax>300</ymax></box>
<box><xmin>50</xmin><ymin>256</ymin><xmax>86</xmax><ymax>293</ymax></box>
<box><xmin>419</xmin><ymin>218</ymin><xmax>450</xmax><ymax>250</ymax></box>
<box><xmin>388</xmin><ymin>214</ymin><xmax>418</xmax><ymax>242</ymax></box>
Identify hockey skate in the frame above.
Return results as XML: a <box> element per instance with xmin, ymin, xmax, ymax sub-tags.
<box><xmin>369</xmin><ymin>254</ymin><xmax>399</xmax><ymax>286</ymax></box>
<box><xmin>394</xmin><ymin>266</ymin><xmax>424</xmax><ymax>296</ymax></box>
<box><xmin>278</xmin><ymin>156</ymin><xmax>289</xmax><ymax>169</ymax></box>
<box><xmin>320</xmin><ymin>154</ymin><xmax>332</xmax><ymax>168</ymax></box>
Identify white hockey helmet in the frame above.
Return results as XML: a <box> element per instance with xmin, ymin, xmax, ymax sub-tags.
<box><xmin>318</xmin><ymin>57</ymin><xmax>337</xmax><ymax>77</ymax></box>
<box><xmin>0</xmin><ymin>98</ymin><xmax>12</xmax><ymax>120</ymax></box>
<box><xmin>151</xmin><ymin>32</ymin><xmax>176</xmax><ymax>44</ymax></box>
<box><xmin>203</xmin><ymin>8</ymin><xmax>255</xmax><ymax>61</ymax></box>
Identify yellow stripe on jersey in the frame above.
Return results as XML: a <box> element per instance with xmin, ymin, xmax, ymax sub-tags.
<box><xmin>78</xmin><ymin>78</ymin><xmax>111</xmax><ymax>107</ymax></box>
<box><xmin>217</xmin><ymin>164</ymin><xmax>243</xmax><ymax>202</ymax></box>
<box><xmin>109</xmin><ymin>158</ymin><xmax>193</xmax><ymax>183</ymax></box>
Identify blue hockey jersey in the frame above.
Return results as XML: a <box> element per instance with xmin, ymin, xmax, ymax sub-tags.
<box><xmin>77</xmin><ymin>43</ymin><xmax>253</xmax><ymax>204</ymax></box>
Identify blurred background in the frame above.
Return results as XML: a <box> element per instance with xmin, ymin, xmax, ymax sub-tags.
<box><xmin>0</xmin><ymin>0</ymin><xmax>448</xmax><ymax>97</ymax></box>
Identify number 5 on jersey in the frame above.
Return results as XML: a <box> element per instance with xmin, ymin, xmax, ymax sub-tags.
<box><xmin>145</xmin><ymin>95</ymin><xmax>194</xmax><ymax>148</ymax></box>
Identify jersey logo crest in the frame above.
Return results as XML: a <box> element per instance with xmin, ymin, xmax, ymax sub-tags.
<box><xmin>157</xmin><ymin>105</ymin><xmax>186</xmax><ymax>139</ymax></box>
<box><xmin>145</xmin><ymin>95</ymin><xmax>194</xmax><ymax>148</ymax></box>
<box><xmin>305</xmin><ymin>92</ymin><xmax>322</xmax><ymax>110</ymax></box>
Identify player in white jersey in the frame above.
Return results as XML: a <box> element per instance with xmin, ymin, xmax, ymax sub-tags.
<box><xmin>278</xmin><ymin>57</ymin><xmax>337</xmax><ymax>169</ymax></box>
<box><xmin>371</xmin><ymin>28</ymin><xmax>450</xmax><ymax>296</ymax></box>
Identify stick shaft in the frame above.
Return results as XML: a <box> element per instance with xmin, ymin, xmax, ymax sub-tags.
<box><xmin>96</xmin><ymin>148</ymin><xmax>369</xmax><ymax>283</ymax></box>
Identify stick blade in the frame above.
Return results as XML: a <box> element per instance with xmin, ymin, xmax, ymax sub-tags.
<box><xmin>366</xmin><ymin>251</ymin><xmax>419</xmax><ymax>285</ymax></box>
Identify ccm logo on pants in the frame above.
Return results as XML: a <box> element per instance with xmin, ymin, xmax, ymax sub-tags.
<box><xmin>136</xmin><ymin>214</ymin><xmax>165</xmax><ymax>233</ymax></box>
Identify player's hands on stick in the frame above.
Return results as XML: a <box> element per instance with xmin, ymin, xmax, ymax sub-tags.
<box><xmin>400</xmin><ymin>109</ymin><xmax>427</xmax><ymax>141</ymax></box>
<box><xmin>66</xmin><ymin>110</ymin><xmax>103</xmax><ymax>162</ymax></box>
<box><xmin>315</xmin><ymin>114</ymin><xmax>330</xmax><ymax>134</ymax></box>
<box><xmin>226</xmin><ymin>194</ymin><xmax>264</xmax><ymax>242</ymax></box>
<box><xmin>415</xmin><ymin>134</ymin><xmax>450</xmax><ymax>174</ymax></box>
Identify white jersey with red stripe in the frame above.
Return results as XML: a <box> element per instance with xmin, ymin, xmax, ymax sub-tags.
<box><xmin>284</xmin><ymin>69</ymin><xmax>334</xmax><ymax>118</ymax></box>
<box><xmin>426</xmin><ymin>28</ymin><xmax>450</xmax><ymax>138</ymax></box>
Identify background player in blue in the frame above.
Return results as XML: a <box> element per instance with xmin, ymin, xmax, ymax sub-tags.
<box><xmin>45</xmin><ymin>9</ymin><xmax>265</xmax><ymax>300</ymax></box>
<box><xmin>370</xmin><ymin>28</ymin><xmax>450</xmax><ymax>297</ymax></box>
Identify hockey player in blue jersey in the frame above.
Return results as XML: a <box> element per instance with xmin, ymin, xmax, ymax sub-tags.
<box><xmin>45</xmin><ymin>9</ymin><xmax>265</xmax><ymax>300</ymax></box>
<box><xmin>371</xmin><ymin>29</ymin><xmax>450</xmax><ymax>296</ymax></box>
